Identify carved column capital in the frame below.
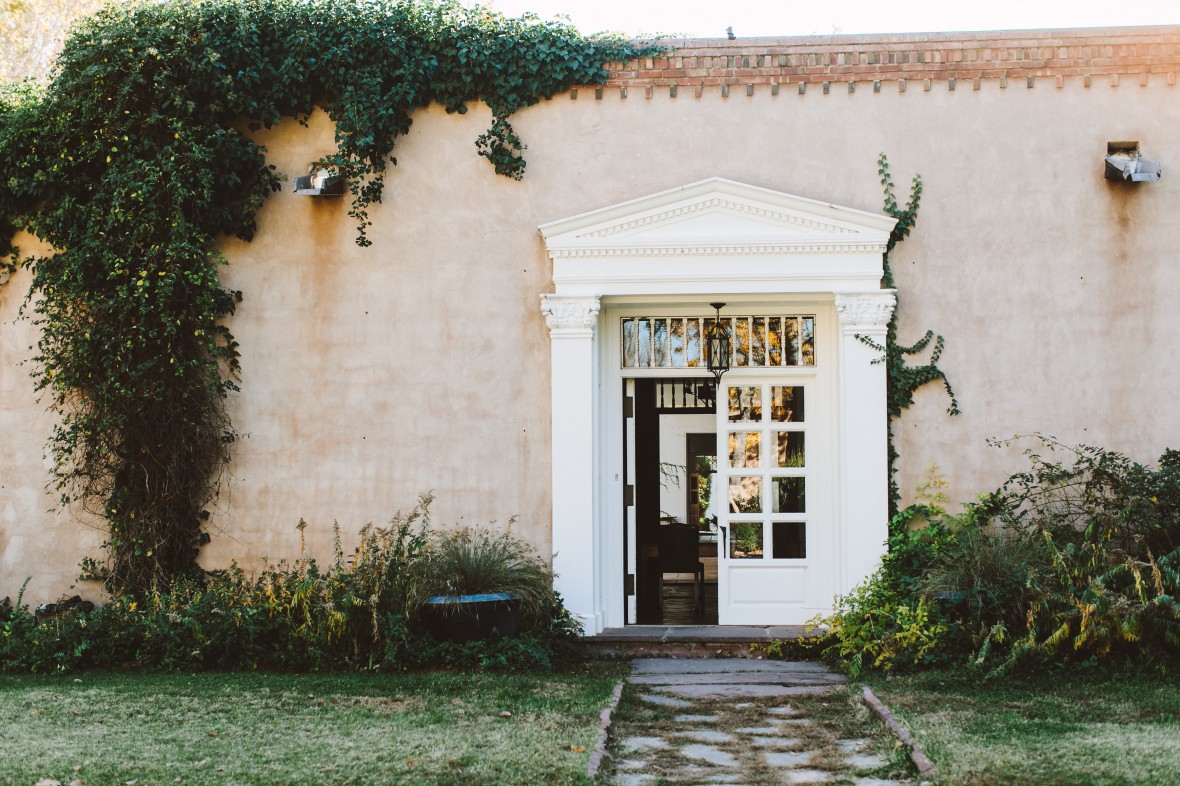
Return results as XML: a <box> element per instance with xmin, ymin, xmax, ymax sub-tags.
<box><xmin>835</xmin><ymin>291</ymin><xmax>896</xmax><ymax>329</ymax></box>
<box><xmin>541</xmin><ymin>294</ymin><xmax>601</xmax><ymax>333</ymax></box>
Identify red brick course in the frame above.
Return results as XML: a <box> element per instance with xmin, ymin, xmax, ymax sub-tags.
<box><xmin>584</xmin><ymin>26</ymin><xmax>1180</xmax><ymax>92</ymax></box>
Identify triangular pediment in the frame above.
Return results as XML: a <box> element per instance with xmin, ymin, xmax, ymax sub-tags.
<box><xmin>539</xmin><ymin>178</ymin><xmax>895</xmax><ymax>257</ymax></box>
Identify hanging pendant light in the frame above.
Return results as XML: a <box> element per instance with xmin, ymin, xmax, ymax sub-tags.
<box><xmin>706</xmin><ymin>302</ymin><xmax>730</xmax><ymax>389</ymax></box>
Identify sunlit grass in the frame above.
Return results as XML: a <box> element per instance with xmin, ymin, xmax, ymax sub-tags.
<box><xmin>0</xmin><ymin>665</ymin><xmax>626</xmax><ymax>785</ymax></box>
<box><xmin>863</xmin><ymin>668</ymin><xmax>1180</xmax><ymax>786</ymax></box>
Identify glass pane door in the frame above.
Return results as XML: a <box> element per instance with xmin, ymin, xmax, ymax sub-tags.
<box><xmin>716</xmin><ymin>378</ymin><xmax>811</xmax><ymax>624</ymax></box>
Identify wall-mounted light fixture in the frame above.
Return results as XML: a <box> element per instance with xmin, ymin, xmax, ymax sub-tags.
<box><xmin>1105</xmin><ymin>141</ymin><xmax>1162</xmax><ymax>183</ymax></box>
<box><xmin>706</xmin><ymin>302</ymin><xmax>731</xmax><ymax>388</ymax></box>
<box><xmin>294</xmin><ymin>165</ymin><xmax>345</xmax><ymax>196</ymax></box>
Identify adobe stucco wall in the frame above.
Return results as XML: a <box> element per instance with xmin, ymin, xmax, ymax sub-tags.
<box><xmin>3</xmin><ymin>26</ymin><xmax>1179</xmax><ymax>602</ymax></box>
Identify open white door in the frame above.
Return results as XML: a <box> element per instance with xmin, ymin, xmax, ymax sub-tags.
<box><xmin>716</xmin><ymin>377</ymin><xmax>829</xmax><ymax>625</ymax></box>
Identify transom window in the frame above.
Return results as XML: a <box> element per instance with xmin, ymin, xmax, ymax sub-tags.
<box><xmin>621</xmin><ymin>315</ymin><xmax>815</xmax><ymax>369</ymax></box>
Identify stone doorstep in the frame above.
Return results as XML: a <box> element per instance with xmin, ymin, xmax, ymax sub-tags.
<box><xmin>631</xmin><ymin>657</ymin><xmax>829</xmax><ymax>674</ymax></box>
<box><xmin>630</xmin><ymin>672</ymin><xmax>845</xmax><ymax>686</ymax></box>
<box><xmin>596</xmin><ymin>625</ymin><xmax>815</xmax><ymax>642</ymax></box>
<box><xmin>584</xmin><ymin>641</ymin><xmax>765</xmax><ymax>659</ymax></box>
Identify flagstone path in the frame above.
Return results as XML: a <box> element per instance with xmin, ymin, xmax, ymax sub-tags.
<box><xmin>608</xmin><ymin>658</ymin><xmax>918</xmax><ymax>786</ymax></box>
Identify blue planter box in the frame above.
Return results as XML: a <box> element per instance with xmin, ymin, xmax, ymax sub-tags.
<box><xmin>420</xmin><ymin>592</ymin><xmax>521</xmax><ymax>643</ymax></box>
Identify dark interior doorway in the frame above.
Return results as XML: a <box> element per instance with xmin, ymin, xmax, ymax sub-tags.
<box><xmin>627</xmin><ymin>378</ymin><xmax>719</xmax><ymax>625</ymax></box>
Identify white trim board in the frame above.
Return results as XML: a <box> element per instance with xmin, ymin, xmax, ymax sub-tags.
<box><xmin>539</xmin><ymin>178</ymin><xmax>896</xmax><ymax>634</ymax></box>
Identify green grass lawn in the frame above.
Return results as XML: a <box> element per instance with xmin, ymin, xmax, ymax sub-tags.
<box><xmin>862</xmin><ymin>668</ymin><xmax>1180</xmax><ymax>786</ymax></box>
<box><xmin>0</xmin><ymin>664</ymin><xmax>626</xmax><ymax>786</ymax></box>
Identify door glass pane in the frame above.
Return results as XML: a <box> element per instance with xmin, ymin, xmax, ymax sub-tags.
<box><xmin>775</xmin><ymin>432</ymin><xmax>805</xmax><ymax>467</ymax></box>
<box><xmin>728</xmin><ymin>386</ymin><xmax>762</xmax><ymax>422</ymax></box>
<box><xmin>730</xmin><ymin>522</ymin><xmax>764</xmax><ymax>558</ymax></box>
<box><xmin>772</xmin><ymin>522</ymin><xmax>806</xmax><ymax>558</ymax></box>
<box><xmin>772</xmin><ymin>477</ymin><xmax>806</xmax><ymax>513</ymax></box>
<box><xmin>728</xmin><ymin>476</ymin><xmax>762</xmax><ymax>513</ymax></box>
<box><xmin>728</xmin><ymin>431</ymin><xmax>760</xmax><ymax>468</ymax></box>
<box><xmin>770</xmin><ymin>387</ymin><xmax>804</xmax><ymax>422</ymax></box>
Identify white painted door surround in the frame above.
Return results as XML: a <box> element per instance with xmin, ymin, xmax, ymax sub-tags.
<box><xmin>539</xmin><ymin>178</ymin><xmax>897</xmax><ymax>634</ymax></box>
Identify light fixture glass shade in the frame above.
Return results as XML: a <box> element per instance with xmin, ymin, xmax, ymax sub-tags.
<box><xmin>706</xmin><ymin>302</ymin><xmax>730</xmax><ymax>385</ymax></box>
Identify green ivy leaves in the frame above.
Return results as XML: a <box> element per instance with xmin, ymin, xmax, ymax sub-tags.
<box><xmin>876</xmin><ymin>153</ymin><xmax>959</xmax><ymax>514</ymax></box>
<box><xmin>0</xmin><ymin>0</ymin><xmax>653</xmax><ymax>594</ymax></box>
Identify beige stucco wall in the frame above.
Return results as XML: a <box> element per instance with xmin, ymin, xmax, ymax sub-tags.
<box><xmin>3</xmin><ymin>73</ymin><xmax>1179</xmax><ymax>602</ymax></box>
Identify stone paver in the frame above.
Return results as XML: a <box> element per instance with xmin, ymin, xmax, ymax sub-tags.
<box><xmin>611</xmin><ymin>658</ymin><xmax>915</xmax><ymax>786</ymax></box>
<box><xmin>751</xmin><ymin>735</ymin><xmax>803</xmax><ymax>748</ymax></box>
<box><xmin>768</xmin><ymin>706</ymin><xmax>802</xmax><ymax>716</ymax></box>
<box><xmin>763</xmin><ymin>750</ymin><xmax>816</xmax><ymax>768</ymax></box>
<box><xmin>639</xmin><ymin>692</ymin><xmax>693</xmax><ymax>708</ymax></box>
<box><xmin>681</xmin><ymin>744</ymin><xmax>739</xmax><ymax>767</ymax></box>
<box><xmin>655</xmin><ymin>683</ymin><xmax>835</xmax><ymax>699</ymax></box>
<box><xmin>836</xmin><ymin>738</ymin><xmax>869</xmax><ymax>752</ymax></box>
<box><xmin>615</xmin><ymin>774</ymin><xmax>655</xmax><ymax>786</ymax></box>
<box><xmin>622</xmin><ymin>736</ymin><xmax>668</xmax><ymax>751</ymax></box>
<box><xmin>675</xmin><ymin>713</ymin><xmax>720</xmax><ymax>723</ymax></box>
<box><xmin>677</xmin><ymin>729</ymin><xmax>736</xmax><ymax>744</ymax></box>
<box><xmin>848</xmin><ymin>752</ymin><xmax>888</xmax><ymax>768</ymax></box>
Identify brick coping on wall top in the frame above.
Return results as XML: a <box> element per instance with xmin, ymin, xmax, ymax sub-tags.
<box><xmin>575</xmin><ymin>25</ymin><xmax>1180</xmax><ymax>95</ymax></box>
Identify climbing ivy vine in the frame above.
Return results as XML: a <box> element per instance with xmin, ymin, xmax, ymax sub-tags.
<box><xmin>869</xmin><ymin>154</ymin><xmax>960</xmax><ymax>514</ymax></box>
<box><xmin>0</xmin><ymin>0</ymin><xmax>651</xmax><ymax>595</ymax></box>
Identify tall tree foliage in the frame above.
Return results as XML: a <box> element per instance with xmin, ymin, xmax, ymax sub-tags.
<box><xmin>0</xmin><ymin>0</ymin><xmax>650</xmax><ymax>595</ymax></box>
<box><xmin>0</xmin><ymin>0</ymin><xmax>115</xmax><ymax>82</ymax></box>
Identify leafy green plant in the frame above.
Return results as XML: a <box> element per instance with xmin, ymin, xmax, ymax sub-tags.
<box><xmin>971</xmin><ymin>437</ymin><xmax>1180</xmax><ymax>673</ymax></box>
<box><xmin>416</xmin><ymin>522</ymin><xmax>565</xmax><ymax>631</ymax></box>
<box><xmin>866</xmin><ymin>154</ymin><xmax>960</xmax><ymax>515</ymax></box>
<box><xmin>0</xmin><ymin>497</ymin><xmax>580</xmax><ymax>673</ymax></box>
<box><xmin>817</xmin><ymin>438</ymin><xmax>1180</xmax><ymax>677</ymax></box>
<box><xmin>0</xmin><ymin>0</ymin><xmax>654</xmax><ymax>596</ymax></box>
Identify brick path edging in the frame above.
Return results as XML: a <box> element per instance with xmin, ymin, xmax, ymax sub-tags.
<box><xmin>862</xmin><ymin>685</ymin><xmax>937</xmax><ymax>777</ymax></box>
<box><xmin>586</xmin><ymin>680</ymin><xmax>626</xmax><ymax>778</ymax></box>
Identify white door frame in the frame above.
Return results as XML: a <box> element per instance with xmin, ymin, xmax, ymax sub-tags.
<box><xmin>538</xmin><ymin>178</ymin><xmax>897</xmax><ymax>634</ymax></box>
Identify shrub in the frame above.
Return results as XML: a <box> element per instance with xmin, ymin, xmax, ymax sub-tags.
<box><xmin>817</xmin><ymin>506</ymin><xmax>960</xmax><ymax>676</ymax></box>
<box><xmin>0</xmin><ymin>496</ymin><xmax>581</xmax><ymax>673</ymax></box>
<box><xmin>816</xmin><ymin>438</ymin><xmax>1180</xmax><ymax>677</ymax></box>
<box><xmin>415</xmin><ymin>522</ymin><xmax>561</xmax><ymax>629</ymax></box>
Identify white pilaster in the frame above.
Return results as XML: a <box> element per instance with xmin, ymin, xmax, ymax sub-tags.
<box><xmin>834</xmin><ymin>291</ymin><xmax>896</xmax><ymax>593</ymax></box>
<box><xmin>540</xmin><ymin>294</ymin><xmax>602</xmax><ymax>634</ymax></box>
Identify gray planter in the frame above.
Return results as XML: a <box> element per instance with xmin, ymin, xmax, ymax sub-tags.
<box><xmin>420</xmin><ymin>592</ymin><xmax>521</xmax><ymax>643</ymax></box>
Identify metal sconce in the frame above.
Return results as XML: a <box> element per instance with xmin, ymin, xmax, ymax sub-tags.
<box><xmin>706</xmin><ymin>302</ymin><xmax>731</xmax><ymax>388</ymax></box>
<box><xmin>294</xmin><ymin>165</ymin><xmax>345</xmax><ymax>196</ymax></box>
<box><xmin>1105</xmin><ymin>141</ymin><xmax>1162</xmax><ymax>183</ymax></box>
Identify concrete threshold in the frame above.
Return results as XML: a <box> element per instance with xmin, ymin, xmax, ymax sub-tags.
<box><xmin>593</xmin><ymin>625</ymin><xmax>814</xmax><ymax>643</ymax></box>
<box><xmin>581</xmin><ymin>625</ymin><xmax>821</xmax><ymax>658</ymax></box>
